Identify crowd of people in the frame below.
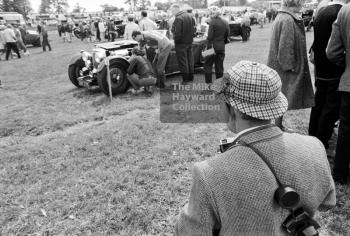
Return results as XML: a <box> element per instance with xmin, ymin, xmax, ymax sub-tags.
<box><xmin>1</xmin><ymin>0</ymin><xmax>350</xmax><ymax>233</ymax></box>
<box><xmin>119</xmin><ymin>1</ymin><xmax>349</xmax><ymax>235</ymax></box>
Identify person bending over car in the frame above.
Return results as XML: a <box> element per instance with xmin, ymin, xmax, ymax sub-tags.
<box><xmin>132</xmin><ymin>30</ymin><xmax>172</xmax><ymax>89</ymax></box>
<box><xmin>127</xmin><ymin>47</ymin><xmax>157</xmax><ymax>95</ymax></box>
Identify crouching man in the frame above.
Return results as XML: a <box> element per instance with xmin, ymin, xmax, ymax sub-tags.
<box><xmin>175</xmin><ymin>61</ymin><xmax>336</xmax><ymax>236</ymax></box>
<box><xmin>132</xmin><ymin>30</ymin><xmax>172</xmax><ymax>89</ymax></box>
<box><xmin>127</xmin><ymin>47</ymin><xmax>156</xmax><ymax>95</ymax></box>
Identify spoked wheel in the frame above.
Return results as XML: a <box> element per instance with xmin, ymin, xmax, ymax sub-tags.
<box><xmin>97</xmin><ymin>60</ymin><xmax>130</xmax><ymax>96</ymax></box>
<box><xmin>68</xmin><ymin>58</ymin><xmax>84</xmax><ymax>88</ymax></box>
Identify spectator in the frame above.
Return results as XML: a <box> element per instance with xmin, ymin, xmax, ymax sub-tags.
<box><xmin>65</xmin><ymin>23</ymin><xmax>72</xmax><ymax>43</ymax></box>
<box><xmin>126</xmin><ymin>47</ymin><xmax>157</xmax><ymax>95</ymax></box>
<box><xmin>37</xmin><ymin>23</ymin><xmax>42</xmax><ymax>34</ymax></box>
<box><xmin>139</xmin><ymin>11</ymin><xmax>157</xmax><ymax>31</ymax></box>
<box><xmin>204</xmin><ymin>6</ymin><xmax>230</xmax><ymax>85</ymax></box>
<box><xmin>13</xmin><ymin>24</ymin><xmax>28</xmax><ymax>56</ymax></box>
<box><xmin>326</xmin><ymin>3</ymin><xmax>350</xmax><ymax>184</ymax></box>
<box><xmin>0</xmin><ymin>24</ymin><xmax>5</xmax><ymax>61</ymax></box>
<box><xmin>171</xmin><ymin>4</ymin><xmax>196</xmax><ymax>84</ymax></box>
<box><xmin>41</xmin><ymin>24</ymin><xmax>52</xmax><ymax>52</ymax></box>
<box><xmin>158</xmin><ymin>13</ymin><xmax>170</xmax><ymax>37</ymax></box>
<box><xmin>124</xmin><ymin>15</ymin><xmax>140</xmax><ymax>41</ymax></box>
<box><xmin>98</xmin><ymin>19</ymin><xmax>106</xmax><ymax>41</ymax></box>
<box><xmin>132</xmin><ymin>30</ymin><xmax>172</xmax><ymax>89</ymax></box>
<box><xmin>241</xmin><ymin>12</ymin><xmax>251</xmax><ymax>42</ymax></box>
<box><xmin>175</xmin><ymin>60</ymin><xmax>336</xmax><ymax>235</ymax></box>
<box><xmin>3</xmin><ymin>24</ymin><xmax>21</xmax><ymax>60</ymax></box>
<box><xmin>57</xmin><ymin>23</ymin><xmax>62</xmax><ymax>37</ymax></box>
<box><xmin>309</xmin><ymin>0</ymin><xmax>346</xmax><ymax>152</ymax></box>
<box><xmin>91</xmin><ymin>20</ymin><xmax>96</xmax><ymax>42</ymax></box>
<box><xmin>94</xmin><ymin>20</ymin><xmax>101</xmax><ymax>41</ymax></box>
<box><xmin>267</xmin><ymin>0</ymin><xmax>314</xmax><ymax>130</ymax></box>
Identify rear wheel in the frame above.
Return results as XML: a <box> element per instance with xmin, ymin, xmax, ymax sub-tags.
<box><xmin>68</xmin><ymin>58</ymin><xmax>84</xmax><ymax>88</ymax></box>
<box><xmin>97</xmin><ymin>60</ymin><xmax>130</xmax><ymax>96</ymax></box>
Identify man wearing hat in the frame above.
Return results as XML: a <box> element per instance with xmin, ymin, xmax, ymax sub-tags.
<box><xmin>175</xmin><ymin>61</ymin><xmax>335</xmax><ymax>235</ymax></box>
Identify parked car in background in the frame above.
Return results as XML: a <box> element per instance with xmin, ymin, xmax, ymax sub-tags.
<box><xmin>25</xmin><ymin>30</ymin><xmax>41</xmax><ymax>47</ymax></box>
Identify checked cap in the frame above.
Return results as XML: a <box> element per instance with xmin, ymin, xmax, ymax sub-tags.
<box><xmin>212</xmin><ymin>60</ymin><xmax>288</xmax><ymax>120</ymax></box>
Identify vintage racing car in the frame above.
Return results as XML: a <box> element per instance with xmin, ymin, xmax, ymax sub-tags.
<box><xmin>68</xmin><ymin>36</ymin><xmax>206</xmax><ymax>96</ymax></box>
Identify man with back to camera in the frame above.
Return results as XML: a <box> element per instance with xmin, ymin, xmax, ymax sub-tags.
<box><xmin>326</xmin><ymin>2</ymin><xmax>350</xmax><ymax>184</ymax></box>
<box><xmin>132</xmin><ymin>30</ymin><xmax>172</xmax><ymax>89</ymax></box>
<box><xmin>124</xmin><ymin>14</ymin><xmax>140</xmax><ymax>41</ymax></box>
<box><xmin>139</xmin><ymin>11</ymin><xmax>157</xmax><ymax>31</ymax></box>
<box><xmin>171</xmin><ymin>4</ymin><xmax>196</xmax><ymax>84</ymax></box>
<box><xmin>175</xmin><ymin>60</ymin><xmax>336</xmax><ymax>235</ymax></box>
<box><xmin>308</xmin><ymin>0</ymin><xmax>347</xmax><ymax>156</ymax></box>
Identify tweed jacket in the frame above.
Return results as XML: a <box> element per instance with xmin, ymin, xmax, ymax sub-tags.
<box><xmin>175</xmin><ymin>125</ymin><xmax>336</xmax><ymax>236</ymax></box>
<box><xmin>267</xmin><ymin>10</ymin><xmax>315</xmax><ymax>110</ymax></box>
<box><xmin>326</xmin><ymin>3</ymin><xmax>350</xmax><ymax>92</ymax></box>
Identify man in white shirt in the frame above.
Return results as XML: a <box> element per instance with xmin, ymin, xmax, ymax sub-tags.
<box><xmin>3</xmin><ymin>25</ymin><xmax>21</xmax><ymax>60</ymax></box>
<box><xmin>138</xmin><ymin>11</ymin><xmax>157</xmax><ymax>31</ymax></box>
<box><xmin>124</xmin><ymin>14</ymin><xmax>140</xmax><ymax>40</ymax></box>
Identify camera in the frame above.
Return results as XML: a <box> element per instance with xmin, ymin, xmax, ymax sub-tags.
<box><xmin>282</xmin><ymin>207</ymin><xmax>320</xmax><ymax>236</ymax></box>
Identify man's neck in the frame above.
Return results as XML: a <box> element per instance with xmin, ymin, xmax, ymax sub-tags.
<box><xmin>235</xmin><ymin>120</ymin><xmax>272</xmax><ymax>134</ymax></box>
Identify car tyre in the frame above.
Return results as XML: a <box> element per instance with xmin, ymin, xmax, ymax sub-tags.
<box><xmin>97</xmin><ymin>60</ymin><xmax>129</xmax><ymax>96</ymax></box>
<box><xmin>68</xmin><ymin>58</ymin><xmax>85</xmax><ymax>88</ymax></box>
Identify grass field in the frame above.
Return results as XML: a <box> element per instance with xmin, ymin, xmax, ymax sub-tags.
<box><xmin>0</xmin><ymin>23</ymin><xmax>349</xmax><ymax>236</ymax></box>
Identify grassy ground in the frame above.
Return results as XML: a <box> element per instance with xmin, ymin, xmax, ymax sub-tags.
<box><xmin>0</xmin><ymin>23</ymin><xmax>349</xmax><ymax>235</ymax></box>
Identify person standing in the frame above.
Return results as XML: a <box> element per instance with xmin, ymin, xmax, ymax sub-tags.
<box><xmin>204</xmin><ymin>6</ymin><xmax>230</xmax><ymax>85</ymax></box>
<box><xmin>98</xmin><ymin>19</ymin><xmax>106</xmax><ymax>42</ymax></box>
<box><xmin>124</xmin><ymin>14</ymin><xmax>140</xmax><ymax>40</ymax></box>
<box><xmin>158</xmin><ymin>13</ymin><xmax>170</xmax><ymax>37</ymax></box>
<box><xmin>175</xmin><ymin>61</ymin><xmax>336</xmax><ymax>235</ymax></box>
<box><xmin>94</xmin><ymin>20</ymin><xmax>100</xmax><ymax>41</ymax></box>
<box><xmin>326</xmin><ymin>3</ymin><xmax>350</xmax><ymax>184</ymax></box>
<box><xmin>171</xmin><ymin>4</ymin><xmax>196</xmax><ymax>84</ymax></box>
<box><xmin>132</xmin><ymin>30</ymin><xmax>172</xmax><ymax>88</ymax></box>
<box><xmin>14</xmin><ymin>24</ymin><xmax>28</xmax><ymax>55</ymax></box>
<box><xmin>267</xmin><ymin>0</ymin><xmax>314</xmax><ymax>130</ymax></box>
<box><xmin>41</xmin><ymin>24</ymin><xmax>52</xmax><ymax>52</ymax></box>
<box><xmin>308</xmin><ymin>0</ymin><xmax>346</xmax><ymax>151</ymax></box>
<box><xmin>3</xmin><ymin>25</ymin><xmax>21</xmax><ymax>60</ymax></box>
<box><xmin>0</xmin><ymin>25</ymin><xmax>6</xmax><ymax>61</ymax></box>
<box><xmin>138</xmin><ymin>11</ymin><xmax>157</xmax><ymax>31</ymax></box>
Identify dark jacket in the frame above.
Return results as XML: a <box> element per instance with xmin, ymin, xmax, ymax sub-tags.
<box><xmin>207</xmin><ymin>16</ymin><xmax>230</xmax><ymax>52</ymax></box>
<box><xmin>327</xmin><ymin>4</ymin><xmax>350</xmax><ymax>92</ymax></box>
<box><xmin>312</xmin><ymin>4</ymin><xmax>344</xmax><ymax>79</ymax></box>
<box><xmin>127</xmin><ymin>55</ymin><xmax>155</xmax><ymax>79</ymax></box>
<box><xmin>172</xmin><ymin>11</ymin><xmax>196</xmax><ymax>45</ymax></box>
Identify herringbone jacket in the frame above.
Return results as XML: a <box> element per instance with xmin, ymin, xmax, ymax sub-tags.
<box><xmin>175</xmin><ymin>126</ymin><xmax>336</xmax><ymax>236</ymax></box>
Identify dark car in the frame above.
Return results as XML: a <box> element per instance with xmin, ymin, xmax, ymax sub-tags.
<box><xmin>68</xmin><ymin>31</ymin><xmax>206</xmax><ymax>96</ymax></box>
<box><xmin>25</xmin><ymin>30</ymin><xmax>41</xmax><ymax>47</ymax></box>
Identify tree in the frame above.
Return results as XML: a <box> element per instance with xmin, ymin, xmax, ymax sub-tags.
<box><xmin>100</xmin><ymin>4</ymin><xmax>119</xmax><ymax>13</ymax></box>
<box><xmin>238</xmin><ymin>0</ymin><xmax>247</xmax><ymax>6</ymax></box>
<box><xmin>72</xmin><ymin>2</ymin><xmax>85</xmax><ymax>13</ymax></box>
<box><xmin>1</xmin><ymin>0</ymin><xmax>32</xmax><ymax>16</ymax></box>
<box><xmin>154</xmin><ymin>1</ymin><xmax>171</xmax><ymax>11</ymax></box>
<box><xmin>39</xmin><ymin>0</ymin><xmax>51</xmax><ymax>13</ymax></box>
<box><xmin>51</xmin><ymin>0</ymin><xmax>69</xmax><ymax>14</ymax></box>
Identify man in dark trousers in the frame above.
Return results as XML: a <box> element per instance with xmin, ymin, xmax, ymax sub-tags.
<box><xmin>41</xmin><ymin>24</ymin><xmax>52</xmax><ymax>52</ymax></box>
<box><xmin>171</xmin><ymin>4</ymin><xmax>196</xmax><ymax>84</ymax></box>
<box><xmin>204</xmin><ymin>6</ymin><xmax>230</xmax><ymax>85</ymax></box>
<box><xmin>309</xmin><ymin>0</ymin><xmax>345</xmax><ymax>152</ymax></box>
<box><xmin>327</xmin><ymin>1</ymin><xmax>350</xmax><ymax>184</ymax></box>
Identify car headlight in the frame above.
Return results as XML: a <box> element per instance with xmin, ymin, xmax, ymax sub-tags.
<box><xmin>81</xmin><ymin>51</ymin><xmax>92</xmax><ymax>62</ymax></box>
<box><xmin>94</xmin><ymin>51</ymin><xmax>106</xmax><ymax>63</ymax></box>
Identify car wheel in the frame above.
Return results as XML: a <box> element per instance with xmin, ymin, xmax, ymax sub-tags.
<box><xmin>97</xmin><ymin>60</ymin><xmax>129</xmax><ymax>96</ymax></box>
<box><xmin>68</xmin><ymin>58</ymin><xmax>84</xmax><ymax>88</ymax></box>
